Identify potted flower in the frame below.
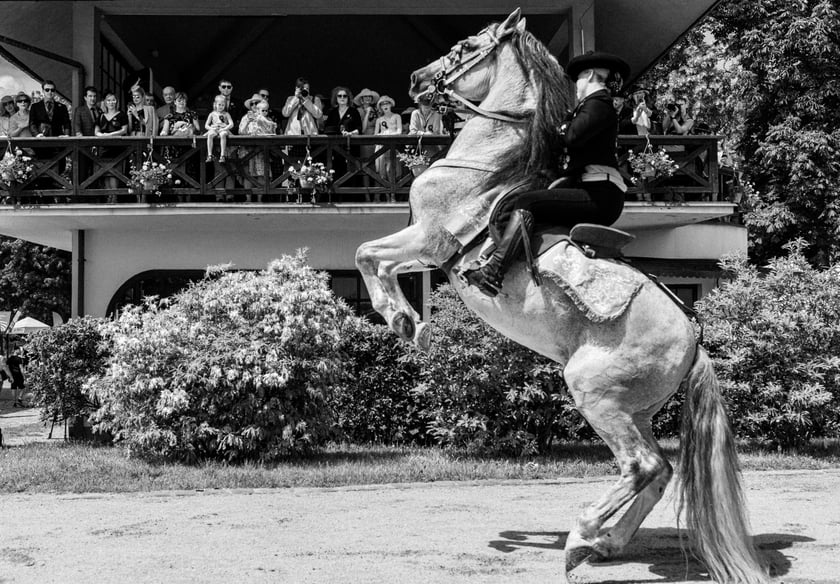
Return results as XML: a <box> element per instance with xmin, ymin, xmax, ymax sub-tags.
<box><xmin>0</xmin><ymin>144</ymin><xmax>36</xmax><ymax>203</ymax></box>
<box><xmin>397</xmin><ymin>146</ymin><xmax>431</xmax><ymax>177</ymax></box>
<box><xmin>128</xmin><ymin>159</ymin><xmax>172</xmax><ymax>197</ymax></box>
<box><xmin>626</xmin><ymin>141</ymin><xmax>679</xmax><ymax>201</ymax></box>
<box><xmin>288</xmin><ymin>154</ymin><xmax>334</xmax><ymax>203</ymax></box>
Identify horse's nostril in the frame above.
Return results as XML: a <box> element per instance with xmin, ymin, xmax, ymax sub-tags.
<box><xmin>410</xmin><ymin>72</ymin><xmax>417</xmax><ymax>87</ymax></box>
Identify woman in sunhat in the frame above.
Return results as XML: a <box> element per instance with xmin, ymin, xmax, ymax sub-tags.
<box><xmin>374</xmin><ymin>95</ymin><xmax>402</xmax><ymax>201</ymax></box>
<box><xmin>463</xmin><ymin>51</ymin><xmax>632</xmax><ymax>297</ymax></box>
<box><xmin>355</xmin><ymin>88</ymin><xmax>380</xmax><ymax>195</ymax></box>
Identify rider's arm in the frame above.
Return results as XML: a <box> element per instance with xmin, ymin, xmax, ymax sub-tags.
<box><xmin>563</xmin><ymin>98</ymin><xmax>615</xmax><ymax>148</ymax></box>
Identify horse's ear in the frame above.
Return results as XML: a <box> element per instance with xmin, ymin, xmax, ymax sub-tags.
<box><xmin>516</xmin><ymin>18</ymin><xmax>527</xmax><ymax>34</ymax></box>
<box><xmin>499</xmin><ymin>7</ymin><xmax>522</xmax><ymax>33</ymax></box>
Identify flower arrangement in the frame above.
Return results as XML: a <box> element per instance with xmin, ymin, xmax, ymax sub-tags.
<box><xmin>0</xmin><ymin>146</ymin><xmax>35</xmax><ymax>188</ymax></box>
<box><xmin>288</xmin><ymin>155</ymin><xmax>334</xmax><ymax>193</ymax></box>
<box><xmin>128</xmin><ymin>159</ymin><xmax>172</xmax><ymax>194</ymax></box>
<box><xmin>397</xmin><ymin>146</ymin><xmax>431</xmax><ymax>169</ymax></box>
<box><xmin>626</xmin><ymin>146</ymin><xmax>679</xmax><ymax>184</ymax></box>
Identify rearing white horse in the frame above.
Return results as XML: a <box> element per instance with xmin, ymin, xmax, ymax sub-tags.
<box><xmin>356</xmin><ymin>9</ymin><xmax>766</xmax><ymax>583</ymax></box>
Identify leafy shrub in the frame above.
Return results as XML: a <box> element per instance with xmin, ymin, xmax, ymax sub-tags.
<box><xmin>698</xmin><ymin>241</ymin><xmax>840</xmax><ymax>448</ymax></box>
<box><xmin>24</xmin><ymin>315</ymin><xmax>109</xmax><ymax>426</ymax></box>
<box><xmin>415</xmin><ymin>285</ymin><xmax>593</xmax><ymax>455</ymax></box>
<box><xmin>328</xmin><ymin>318</ymin><xmax>429</xmax><ymax>444</ymax></box>
<box><xmin>86</xmin><ymin>253</ymin><xmax>353</xmax><ymax>462</ymax></box>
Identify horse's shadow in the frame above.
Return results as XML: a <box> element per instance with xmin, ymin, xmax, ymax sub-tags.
<box><xmin>489</xmin><ymin>528</ymin><xmax>813</xmax><ymax>582</ymax></box>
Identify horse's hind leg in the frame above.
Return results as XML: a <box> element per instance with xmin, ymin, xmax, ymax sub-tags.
<box><xmin>562</xmin><ymin>399</ymin><xmax>671</xmax><ymax>575</ymax></box>
<box><xmin>585</xmin><ymin>419</ymin><xmax>673</xmax><ymax>560</ymax></box>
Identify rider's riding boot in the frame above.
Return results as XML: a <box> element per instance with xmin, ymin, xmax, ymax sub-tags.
<box><xmin>464</xmin><ymin>209</ymin><xmax>534</xmax><ymax>297</ymax></box>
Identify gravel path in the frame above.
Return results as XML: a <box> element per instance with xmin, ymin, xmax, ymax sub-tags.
<box><xmin>1</xmin><ymin>469</ymin><xmax>839</xmax><ymax>583</ymax></box>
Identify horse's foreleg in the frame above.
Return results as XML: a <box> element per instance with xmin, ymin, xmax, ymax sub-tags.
<box><xmin>356</xmin><ymin>223</ymin><xmax>457</xmax><ymax>345</ymax></box>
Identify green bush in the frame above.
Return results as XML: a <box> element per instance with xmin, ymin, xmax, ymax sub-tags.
<box><xmin>86</xmin><ymin>254</ymin><xmax>353</xmax><ymax>462</ymax></box>
<box><xmin>698</xmin><ymin>241</ymin><xmax>840</xmax><ymax>448</ymax></box>
<box><xmin>415</xmin><ymin>285</ymin><xmax>592</xmax><ymax>455</ymax></box>
<box><xmin>24</xmin><ymin>315</ymin><xmax>109</xmax><ymax>426</ymax></box>
<box><xmin>328</xmin><ymin>318</ymin><xmax>429</xmax><ymax>444</ymax></box>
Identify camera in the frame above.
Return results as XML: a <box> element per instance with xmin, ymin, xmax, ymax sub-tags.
<box><xmin>299</xmin><ymin>88</ymin><xmax>309</xmax><ymax>98</ymax></box>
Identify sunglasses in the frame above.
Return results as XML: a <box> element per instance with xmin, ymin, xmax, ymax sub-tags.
<box><xmin>337</xmin><ymin>94</ymin><xmax>349</xmax><ymax>98</ymax></box>
<box><xmin>220</xmin><ymin>84</ymin><xmax>232</xmax><ymax>89</ymax></box>
<box><xmin>43</xmin><ymin>88</ymin><xmax>55</xmax><ymax>93</ymax></box>
<box><xmin>259</xmin><ymin>93</ymin><xmax>269</xmax><ymax>98</ymax></box>
<box><xmin>16</xmin><ymin>100</ymin><xmax>29</xmax><ymax>104</ymax></box>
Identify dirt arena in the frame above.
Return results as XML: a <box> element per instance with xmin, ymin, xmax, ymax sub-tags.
<box><xmin>2</xmin><ymin>466</ymin><xmax>839</xmax><ymax>583</ymax></box>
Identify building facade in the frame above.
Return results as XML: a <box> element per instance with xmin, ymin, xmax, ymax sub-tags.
<box><xmin>0</xmin><ymin>0</ymin><xmax>740</xmax><ymax>320</ymax></box>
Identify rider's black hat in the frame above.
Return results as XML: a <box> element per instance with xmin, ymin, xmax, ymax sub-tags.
<box><xmin>567</xmin><ymin>51</ymin><xmax>630</xmax><ymax>81</ymax></box>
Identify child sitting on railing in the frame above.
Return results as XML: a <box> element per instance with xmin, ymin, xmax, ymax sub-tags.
<box><xmin>205</xmin><ymin>95</ymin><xmax>234</xmax><ymax>162</ymax></box>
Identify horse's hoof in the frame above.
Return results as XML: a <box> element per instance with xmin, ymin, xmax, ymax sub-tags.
<box><xmin>390</xmin><ymin>311</ymin><xmax>416</xmax><ymax>341</ymax></box>
<box><xmin>565</xmin><ymin>545</ymin><xmax>595</xmax><ymax>574</ymax></box>
<box><xmin>414</xmin><ymin>322</ymin><xmax>432</xmax><ymax>352</ymax></box>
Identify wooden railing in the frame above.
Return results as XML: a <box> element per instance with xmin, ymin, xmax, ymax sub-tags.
<box><xmin>1</xmin><ymin>134</ymin><xmax>722</xmax><ymax>205</ymax></box>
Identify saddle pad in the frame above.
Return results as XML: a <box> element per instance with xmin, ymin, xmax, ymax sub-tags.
<box><xmin>538</xmin><ymin>241</ymin><xmax>646</xmax><ymax>322</ymax></box>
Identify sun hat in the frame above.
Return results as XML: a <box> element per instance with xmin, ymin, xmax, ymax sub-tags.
<box><xmin>14</xmin><ymin>91</ymin><xmax>30</xmax><ymax>103</ymax></box>
<box><xmin>354</xmin><ymin>88</ymin><xmax>380</xmax><ymax>106</ymax></box>
<box><xmin>1</xmin><ymin>95</ymin><xmax>13</xmax><ymax>105</ymax></box>
<box><xmin>244</xmin><ymin>93</ymin><xmax>264</xmax><ymax>109</ymax></box>
<box><xmin>377</xmin><ymin>95</ymin><xmax>395</xmax><ymax>109</ymax></box>
<box><xmin>566</xmin><ymin>51</ymin><xmax>630</xmax><ymax>82</ymax></box>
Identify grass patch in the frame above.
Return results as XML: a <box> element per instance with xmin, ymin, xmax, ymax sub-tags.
<box><xmin>1</xmin><ymin>439</ymin><xmax>838</xmax><ymax>494</ymax></box>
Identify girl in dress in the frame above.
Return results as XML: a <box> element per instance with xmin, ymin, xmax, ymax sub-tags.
<box><xmin>374</xmin><ymin>95</ymin><xmax>402</xmax><ymax>202</ymax></box>
<box><xmin>205</xmin><ymin>95</ymin><xmax>234</xmax><ymax>162</ymax></box>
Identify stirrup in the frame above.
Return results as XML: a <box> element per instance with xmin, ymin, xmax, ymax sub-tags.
<box><xmin>570</xmin><ymin>223</ymin><xmax>635</xmax><ymax>259</ymax></box>
<box><xmin>462</xmin><ymin>266</ymin><xmax>502</xmax><ymax>297</ymax></box>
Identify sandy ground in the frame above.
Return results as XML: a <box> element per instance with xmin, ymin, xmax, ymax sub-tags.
<box><xmin>2</xmin><ymin>399</ymin><xmax>839</xmax><ymax>583</ymax></box>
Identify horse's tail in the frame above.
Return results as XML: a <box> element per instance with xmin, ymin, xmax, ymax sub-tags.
<box><xmin>678</xmin><ymin>346</ymin><xmax>767</xmax><ymax>584</ymax></box>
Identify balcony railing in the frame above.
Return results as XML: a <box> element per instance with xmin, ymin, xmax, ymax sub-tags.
<box><xmin>1</xmin><ymin>134</ymin><xmax>723</xmax><ymax>205</ymax></box>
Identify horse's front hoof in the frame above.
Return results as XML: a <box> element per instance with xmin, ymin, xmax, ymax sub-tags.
<box><xmin>414</xmin><ymin>322</ymin><xmax>432</xmax><ymax>352</ymax></box>
<box><xmin>390</xmin><ymin>311</ymin><xmax>416</xmax><ymax>341</ymax></box>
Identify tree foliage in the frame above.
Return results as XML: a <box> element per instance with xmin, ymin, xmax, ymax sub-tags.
<box><xmin>24</xmin><ymin>316</ymin><xmax>109</xmax><ymax>425</ymax></box>
<box><xmin>643</xmin><ymin>0</ymin><xmax>840</xmax><ymax>266</ymax></box>
<box><xmin>86</xmin><ymin>254</ymin><xmax>353</xmax><ymax>462</ymax></box>
<box><xmin>697</xmin><ymin>240</ymin><xmax>840</xmax><ymax>448</ymax></box>
<box><xmin>0</xmin><ymin>236</ymin><xmax>70</xmax><ymax>324</ymax></box>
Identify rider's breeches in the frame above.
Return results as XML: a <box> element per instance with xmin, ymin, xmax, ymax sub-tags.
<box><xmin>495</xmin><ymin>180</ymin><xmax>624</xmax><ymax>231</ymax></box>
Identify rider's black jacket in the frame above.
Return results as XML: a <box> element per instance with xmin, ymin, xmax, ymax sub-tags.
<box><xmin>562</xmin><ymin>89</ymin><xmax>619</xmax><ymax>176</ymax></box>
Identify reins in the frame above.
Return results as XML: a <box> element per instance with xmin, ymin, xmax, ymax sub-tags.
<box><xmin>418</xmin><ymin>24</ymin><xmax>532</xmax><ymax>125</ymax></box>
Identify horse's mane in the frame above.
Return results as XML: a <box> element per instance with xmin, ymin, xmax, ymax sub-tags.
<box><xmin>484</xmin><ymin>26</ymin><xmax>573</xmax><ymax>191</ymax></box>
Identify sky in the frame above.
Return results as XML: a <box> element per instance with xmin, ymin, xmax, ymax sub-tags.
<box><xmin>0</xmin><ymin>57</ymin><xmax>42</xmax><ymax>99</ymax></box>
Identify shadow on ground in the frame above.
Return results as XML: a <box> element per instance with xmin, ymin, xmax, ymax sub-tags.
<box><xmin>489</xmin><ymin>527</ymin><xmax>814</xmax><ymax>583</ymax></box>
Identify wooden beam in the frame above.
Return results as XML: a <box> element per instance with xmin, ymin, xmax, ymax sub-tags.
<box><xmin>182</xmin><ymin>18</ymin><xmax>275</xmax><ymax>98</ymax></box>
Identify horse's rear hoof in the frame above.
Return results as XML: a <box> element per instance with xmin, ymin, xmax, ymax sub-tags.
<box><xmin>414</xmin><ymin>322</ymin><xmax>432</xmax><ymax>352</ymax></box>
<box><xmin>390</xmin><ymin>311</ymin><xmax>416</xmax><ymax>341</ymax></box>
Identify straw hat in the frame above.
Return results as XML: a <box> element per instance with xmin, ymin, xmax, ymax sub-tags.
<box><xmin>244</xmin><ymin>93</ymin><xmax>264</xmax><ymax>109</ymax></box>
<box><xmin>354</xmin><ymin>88</ymin><xmax>380</xmax><ymax>106</ymax></box>
<box><xmin>14</xmin><ymin>91</ymin><xmax>30</xmax><ymax>103</ymax></box>
<box><xmin>1</xmin><ymin>95</ymin><xmax>13</xmax><ymax>105</ymax></box>
<box><xmin>377</xmin><ymin>95</ymin><xmax>395</xmax><ymax>109</ymax></box>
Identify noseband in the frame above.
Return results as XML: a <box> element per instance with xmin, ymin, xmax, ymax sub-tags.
<box><xmin>422</xmin><ymin>26</ymin><xmax>530</xmax><ymax>125</ymax></box>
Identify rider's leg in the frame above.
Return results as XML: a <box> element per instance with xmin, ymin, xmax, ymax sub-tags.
<box><xmin>462</xmin><ymin>182</ymin><xmax>624</xmax><ymax>296</ymax></box>
<box><xmin>463</xmin><ymin>208</ymin><xmax>533</xmax><ymax>297</ymax></box>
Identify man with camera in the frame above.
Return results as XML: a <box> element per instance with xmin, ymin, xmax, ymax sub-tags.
<box><xmin>281</xmin><ymin>77</ymin><xmax>323</xmax><ymax>136</ymax></box>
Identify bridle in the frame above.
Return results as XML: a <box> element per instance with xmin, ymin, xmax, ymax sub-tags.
<box><xmin>420</xmin><ymin>25</ymin><xmax>531</xmax><ymax>125</ymax></box>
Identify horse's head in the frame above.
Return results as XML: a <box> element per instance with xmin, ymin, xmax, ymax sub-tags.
<box><xmin>408</xmin><ymin>8</ymin><xmax>527</xmax><ymax>105</ymax></box>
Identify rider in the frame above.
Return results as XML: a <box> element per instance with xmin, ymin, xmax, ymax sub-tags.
<box><xmin>463</xmin><ymin>51</ymin><xmax>630</xmax><ymax>297</ymax></box>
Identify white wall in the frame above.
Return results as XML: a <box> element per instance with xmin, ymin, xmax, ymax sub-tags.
<box><xmin>83</xmin><ymin>225</ymin><xmax>387</xmax><ymax>316</ymax></box>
